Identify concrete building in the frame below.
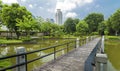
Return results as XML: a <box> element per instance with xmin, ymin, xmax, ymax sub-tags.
<box><xmin>55</xmin><ymin>9</ymin><xmax>62</xmax><ymax>24</ymax></box>
<box><xmin>46</xmin><ymin>18</ymin><xmax>54</xmax><ymax>23</ymax></box>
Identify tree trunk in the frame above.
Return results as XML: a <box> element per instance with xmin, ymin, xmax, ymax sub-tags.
<box><xmin>115</xmin><ymin>31</ymin><xmax>118</xmax><ymax>36</ymax></box>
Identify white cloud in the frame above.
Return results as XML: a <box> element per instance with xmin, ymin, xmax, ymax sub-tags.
<box><xmin>21</xmin><ymin>0</ymin><xmax>26</xmax><ymax>2</ymax></box>
<box><xmin>55</xmin><ymin>0</ymin><xmax>94</xmax><ymax>12</ymax></box>
<box><xmin>2</xmin><ymin>0</ymin><xmax>18</xmax><ymax>4</ymax></box>
<box><xmin>29</xmin><ymin>4</ymin><xmax>33</xmax><ymax>8</ymax></box>
<box><xmin>56</xmin><ymin>1</ymin><xmax>76</xmax><ymax>13</ymax></box>
<box><xmin>66</xmin><ymin>12</ymin><xmax>77</xmax><ymax>18</ymax></box>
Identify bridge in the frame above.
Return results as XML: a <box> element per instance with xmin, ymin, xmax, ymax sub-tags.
<box><xmin>0</xmin><ymin>36</ymin><xmax>107</xmax><ymax>71</ymax></box>
<box><xmin>33</xmin><ymin>38</ymin><xmax>101</xmax><ymax>71</ymax></box>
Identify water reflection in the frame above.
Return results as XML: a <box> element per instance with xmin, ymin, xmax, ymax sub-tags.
<box><xmin>105</xmin><ymin>40</ymin><xmax>120</xmax><ymax>71</ymax></box>
<box><xmin>1</xmin><ymin>47</ymin><xmax>10</xmax><ymax>56</ymax></box>
<box><xmin>107</xmin><ymin>60</ymin><xmax>117</xmax><ymax>71</ymax></box>
<box><xmin>0</xmin><ymin>39</ymin><xmax>72</xmax><ymax>71</ymax></box>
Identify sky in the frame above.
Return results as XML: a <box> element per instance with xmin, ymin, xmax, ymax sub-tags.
<box><xmin>1</xmin><ymin>0</ymin><xmax>120</xmax><ymax>21</ymax></box>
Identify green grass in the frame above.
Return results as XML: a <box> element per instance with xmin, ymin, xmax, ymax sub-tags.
<box><xmin>0</xmin><ymin>58</ymin><xmax>12</xmax><ymax>70</ymax></box>
<box><xmin>0</xmin><ymin>39</ymin><xmax>22</xmax><ymax>44</ymax></box>
<box><xmin>105</xmin><ymin>36</ymin><xmax>120</xmax><ymax>40</ymax></box>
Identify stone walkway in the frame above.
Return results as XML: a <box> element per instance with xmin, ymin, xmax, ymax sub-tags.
<box><xmin>33</xmin><ymin>38</ymin><xmax>100</xmax><ymax>71</ymax></box>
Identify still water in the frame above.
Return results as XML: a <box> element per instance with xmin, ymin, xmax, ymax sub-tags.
<box><xmin>105</xmin><ymin>39</ymin><xmax>120</xmax><ymax>71</ymax></box>
<box><xmin>0</xmin><ymin>38</ymin><xmax>74</xmax><ymax>71</ymax></box>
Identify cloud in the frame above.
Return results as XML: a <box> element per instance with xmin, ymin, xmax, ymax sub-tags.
<box><xmin>21</xmin><ymin>0</ymin><xmax>26</xmax><ymax>2</ymax></box>
<box><xmin>2</xmin><ymin>0</ymin><xmax>18</xmax><ymax>4</ymax></box>
<box><xmin>55</xmin><ymin>0</ymin><xmax>94</xmax><ymax>12</ymax></box>
<box><xmin>65</xmin><ymin>12</ymin><xmax>77</xmax><ymax>18</ymax></box>
<box><xmin>29</xmin><ymin>4</ymin><xmax>33</xmax><ymax>8</ymax></box>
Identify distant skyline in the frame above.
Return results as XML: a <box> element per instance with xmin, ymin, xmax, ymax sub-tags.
<box><xmin>55</xmin><ymin>9</ymin><xmax>62</xmax><ymax>24</ymax></box>
<box><xmin>1</xmin><ymin>0</ymin><xmax>120</xmax><ymax>21</ymax></box>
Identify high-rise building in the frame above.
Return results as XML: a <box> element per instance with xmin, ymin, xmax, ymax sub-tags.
<box><xmin>55</xmin><ymin>9</ymin><xmax>62</xmax><ymax>24</ymax></box>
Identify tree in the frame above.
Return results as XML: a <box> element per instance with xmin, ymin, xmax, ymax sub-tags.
<box><xmin>73</xmin><ymin>18</ymin><xmax>79</xmax><ymax>25</ymax></box>
<box><xmin>16</xmin><ymin>15</ymin><xmax>37</xmax><ymax>37</ymax></box>
<box><xmin>64</xmin><ymin>18</ymin><xmax>76</xmax><ymax>34</ymax></box>
<box><xmin>98</xmin><ymin>21</ymin><xmax>107</xmax><ymax>35</ymax></box>
<box><xmin>1</xmin><ymin>3</ymin><xmax>32</xmax><ymax>39</ymax></box>
<box><xmin>76</xmin><ymin>20</ymin><xmax>88</xmax><ymax>35</ymax></box>
<box><xmin>106</xmin><ymin>18</ymin><xmax>115</xmax><ymax>35</ymax></box>
<box><xmin>84</xmin><ymin>13</ymin><xmax>104</xmax><ymax>33</ymax></box>
<box><xmin>50</xmin><ymin>24</ymin><xmax>64</xmax><ymax>37</ymax></box>
<box><xmin>40</xmin><ymin>21</ymin><xmax>52</xmax><ymax>35</ymax></box>
<box><xmin>108</xmin><ymin>9</ymin><xmax>120</xmax><ymax>35</ymax></box>
<box><xmin>35</xmin><ymin>16</ymin><xmax>45</xmax><ymax>32</ymax></box>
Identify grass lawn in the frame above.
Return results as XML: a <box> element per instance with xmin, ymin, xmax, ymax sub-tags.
<box><xmin>0</xmin><ymin>39</ymin><xmax>22</xmax><ymax>44</ymax></box>
<box><xmin>105</xmin><ymin>35</ymin><xmax>120</xmax><ymax>40</ymax></box>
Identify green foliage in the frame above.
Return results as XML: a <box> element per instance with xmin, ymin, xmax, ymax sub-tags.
<box><xmin>40</xmin><ymin>22</ymin><xmax>52</xmax><ymax>33</ymax></box>
<box><xmin>76</xmin><ymin>20</ymin><xmax>88</xmax><ymax>35</ymax></box>
<box><xmin>108</xmin><ymin>9</ymin><xmax>120</xmax><ymax>35</ymax></box>
<box><xmin>105</xmin><ymin>36</ymin><xmax>120</xmax><ymax>40</ymax></box>
<box><xmin>35</xmin><ymin>16</ymin><xmax>45</xmax><ymax>31</ymax></box>
<box><xmin>98</xmin><ymin>21</ymin><xmax>107</xmax><ymax>35</ymax></box>
<box><xmin>1</xmin><ymin>3</ymin><xmax>32</xmax><ymax>39</ymax></box>
<box><xmin>84</xmin><ymin>13</ymin><xmax>104</xmax><ymax>33</ymax></box>
<box><xmin>0</xmin><ymin>39</ymin><xmax>22</xmax><ymax>44</ymax></box>
<box><xmin>104</xmin><ymin>30</ymin><xmax>109</xmax><ymax>35</ymax></box>
<box><xmin>16</xmin><ymin>15</ymin><xmax>37</xmax><ymax>37</ymax></box>
<box><xmin>90</xmin><ymin>32</ymin><xmax>99</xmax><ymax>35</ymax></box>
<box><xmin>64</xmin><ymin>18</ymin><xmax>76</xmax><ymax>34</ymax></box>
<box><xmin>50</xmin><ymin>24</ymin><xmax>64</xmax><ymax>37</ymax></box>
<box><xmin>0</xmin><ymin>59</ymin><xmax>12</xmax><ymax>69</ymax></box>
<box><xmin>73</xmin><ymin>18</ymin><xmax>79</xmax><ymax>24</ymax></box>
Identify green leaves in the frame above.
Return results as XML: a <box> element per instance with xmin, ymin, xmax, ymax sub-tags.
<box><xmin>111</xmin><ymin>9</ymin><xmax>120</xmax><ymax>33</ymax></box>
<box><xmin>64</xmin><ymin>18</ymin><xmax>77</xmax><ymax>34</ymax></box>
<box><xmin>16</xmin><ymin>15</ymin><xmax>36</xmax><ymax>31</ymax></box>
<box><xmin>1</xmin><ymin>3</ymin><xmax>32</xmax><ymax>31</ymax></box>
<box><xmin>76</xmin><ymin>20</ymin><xmax>88</xmax><ymax>35</ymax></box>
<box><xmin>84</xmin><ymin>13</ymin><xmax>104</xmax><ymax>33</ymax></box>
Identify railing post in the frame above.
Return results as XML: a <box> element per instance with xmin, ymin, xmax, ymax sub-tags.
<box><xmin>76</xmin><ymin>38</ymin><xmax>79</xmax><ymax>48</ymax></box>
<box><xmin>101</xmin><ymin>36</ymin><xmax>105</xmax><ymax>53</ymax></box>
<box><xmin>16</xmin><ymin>47</ymin><xmax>26</xmax><ymax>71</ymax></box>
<box><xmin>54</xmin><ymin>47</ymin><xmax>56</xmax><ymax>60</ymax></box>
<box><xmin>96</xmin><ymin>53</ymin><xmax>107</xmax><ymax>71</ymax></box>
<box><xmin>67</xmin><ymin>43</ymin><xmax>69</xmax><ymax>53</ymax></box>
<box><xmin>86</xmin><ymin>37</ymin><xmax>88</xmax><ymax>47</ymax></box>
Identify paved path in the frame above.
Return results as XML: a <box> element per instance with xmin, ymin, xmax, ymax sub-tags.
<box><xmin>33</xmin><ymin>38</ymin><xmax>100</xmax><ymax>71</ymax></box>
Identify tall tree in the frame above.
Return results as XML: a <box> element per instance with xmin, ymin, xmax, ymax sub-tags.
<box><xmin>16</xmin><ymin>15</ymin><xmax>37</xmax><ymax>37</ymax></box>
<box><xmin>35</xmin><ymin>16</ymin><xmax>45</xmax><ymax>32</ymax></box>
<box><xmin>1</xmin><ymin>3</ymin><xmax>32</xmax><ymax>39</ymax></box>
<box><xmin>98</xmin><ymin>21</ymin><xmax>107</xmax><ymax>35</ymax></box>
<box><xmin>64</xmin><ymin>17</ymin><xmax>76</xmax><ymax>34</ymax></box>
<box><xmin>40</xmin><ymin>21</ymin><xmax>52</xmax><ymax>35</ymax></box>
<box><xmin>108</xmin><ymin>9</ymin><xmax>120</xmax><ymax>35</ymax></box>
<box><xmin>84</xmin><ymin>13</ymin><xmax>104</xmax><ymax>33</ymax></box>
<box><xmin>73</xmin><ymin>18</ymin><xmax>79</xmax><ymax>25</ymax></box>
<box><xmin>76</xmin><ymin>20</ymin><xmax>88</xmax><ymax>35</ymax></box>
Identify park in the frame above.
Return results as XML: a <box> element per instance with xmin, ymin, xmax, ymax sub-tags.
<box><xmin>0</xmin><ymin>0</ymin><xmax>120</xmax><ymax>71</ymax></box>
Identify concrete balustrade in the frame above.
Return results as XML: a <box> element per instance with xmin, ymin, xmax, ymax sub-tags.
<box><xmin>76</xmin><ymin>38</ymin><xmax>79</xmax><ymax>48</ymax></box>
<box><xmin>16</xmin><ymin>47</ymin><xmax>26</xmax><ymax>71</ymax></box>
<box><xmin>96</xmin><ymin>53</ymin><xmax>107</xmax><ymax>71</ymax></box>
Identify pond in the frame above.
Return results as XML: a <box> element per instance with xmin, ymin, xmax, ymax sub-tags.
<box><xmin>105</xmin><ymin>39</ymin><xmax>120</xmax><ymax>71</ymax></box>
<box><xmin>0</xmin><ymin>38</ymin><xmax>75</xmax><ymax>71</ymax></box>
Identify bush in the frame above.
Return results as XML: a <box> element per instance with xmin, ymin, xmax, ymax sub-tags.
<box><xmin>90</xmin><ymin>32</ymin><xmax>99</xmax><ymax>35</ymax></box>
